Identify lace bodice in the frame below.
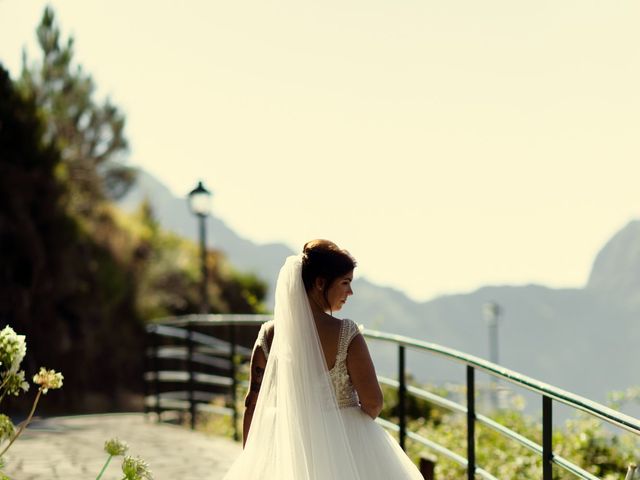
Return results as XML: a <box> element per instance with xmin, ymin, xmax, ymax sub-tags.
<box><xmin>255</xmin><ymin>319</ymin><xmax>361</xmax><ymax>408</ymax></box>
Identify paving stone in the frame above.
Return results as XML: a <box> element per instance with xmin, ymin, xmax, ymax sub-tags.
<box><xmin>2</xmin><ymin>413</ymin><xmax>241</xmax><ymax>480</ymax></box>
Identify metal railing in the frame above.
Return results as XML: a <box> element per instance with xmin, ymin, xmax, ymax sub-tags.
<box><xmin>144</xmin><ymin>314</ymin><xmax>640</xmax><ymax>479</ymax></box>
<box><xmin>364</xmin><ymin>330</ymin><xmax>640</xmax><ymax>480</ymax></box>
<box><xmin>144</xmin><ymin>314</ymin><xmax>272</xmax><ymax>440</ymax></box>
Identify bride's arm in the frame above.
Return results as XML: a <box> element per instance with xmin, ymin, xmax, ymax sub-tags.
<box><xmin>242</xmin><ymin>345</ymin><xmax>267</xmax><ymax>447</ymax></box>
<box><xmin>346</xmin><ymin>334</ymin><xmax>383</xmax><ymax>419</ymax></box>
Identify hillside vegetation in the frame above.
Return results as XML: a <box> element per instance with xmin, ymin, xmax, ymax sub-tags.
<box><xmin>0</xmin><ymin>7</ymin><xmax>266</xmax><ymax>413</ymax></box>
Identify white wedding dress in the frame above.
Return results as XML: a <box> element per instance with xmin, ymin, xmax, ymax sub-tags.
<box><xmin>222</xmin><ymin>256</ymin><xmax>423</xmax><ymax>480</ymax></box>
<box><xmin>254</xmin><ymin>319</ymin><xmax>424</xmax><ymax>479</ymax></box>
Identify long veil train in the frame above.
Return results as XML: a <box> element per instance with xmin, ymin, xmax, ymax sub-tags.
<box><xmin>223</xmin><ymin>255</ymin><xmax>362</xmax><ymax>479</ymax></box>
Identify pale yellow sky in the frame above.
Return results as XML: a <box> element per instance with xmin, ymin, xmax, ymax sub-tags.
<box><xmin>2</xmin><ymin>0</ymin><xmax>639</xmax><ymax>300</ymax></box>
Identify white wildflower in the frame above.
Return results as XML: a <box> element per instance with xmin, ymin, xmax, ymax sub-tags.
<box><xmin>104</xmin><ymin>438</ymin><xmax>129</xmax><ymax>456</ymax></box>
<box><xmin>32</xmin><ymin>367</ymin><xmax>63</xmax><ymax>394</ymax></box>
<box><xmin>1</xmin><ymin>370</ymin><xmax>29</xmax><ymax>396</ymax></box>
<box><xmin>121</xmin><ymin>455</ymin><xmax>153</xmax><ymax>480</ymax></box>
<box><xmin>0</xmin><ymin>326</ymin><xmax>26</xmax><ymax>374</ymax></box>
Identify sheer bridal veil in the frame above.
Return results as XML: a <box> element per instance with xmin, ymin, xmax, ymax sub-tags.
<box><xmin>223</xmin><ymin>255</ymin><xmax>361</xmax><ymax>479</ymax></box>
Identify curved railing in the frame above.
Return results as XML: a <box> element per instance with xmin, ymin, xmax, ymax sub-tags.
<box><xmin>144</xmin><ymin>314</ymin><xmax>640</xmax><ymax>480</ymax></box>
<box><xmin>364</xmin><ymin>330</ymin><xmax>640</xmax><ymax>480</ymax></box>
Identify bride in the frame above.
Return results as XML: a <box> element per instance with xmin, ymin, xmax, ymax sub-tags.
<box><xmin>222</xmin><ymin>239</ymin><xmax>424</xmax><ymax>479</ymax></box>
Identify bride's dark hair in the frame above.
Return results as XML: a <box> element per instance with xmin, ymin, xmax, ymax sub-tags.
<box><xmin>301</xmin><ymin>239</ymin><xmax>356</xmax><ymax>294</ymax></box>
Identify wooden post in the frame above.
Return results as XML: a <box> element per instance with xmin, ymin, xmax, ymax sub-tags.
<box><xmin>187</xmin><ymin>322</ymin><xmax>196</xmax><ymax>430</ymax></box>
<box><xmin>420</xmin><ymin>455</ymin><xmax>437</xmax><ymax>480</ymax></box>
<box><xmin>230</xmin><ymin>323</ymin><xmax>239</xmax><ymax>441</ymax></box>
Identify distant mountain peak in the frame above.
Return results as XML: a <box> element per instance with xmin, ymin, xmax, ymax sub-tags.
<box><xmin>587</xmin><ymin>219</ymin><xmax>640</xmax><ymax>293</ymax></box>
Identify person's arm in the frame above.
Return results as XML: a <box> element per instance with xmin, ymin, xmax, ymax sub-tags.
<box><xmin>346</xmin><ymin>333</ymin><xmax>383</xmax><ymax>419</ymax></box>
<box><xmin>242</xmin><ymin>345</ymin><xmax>267</xmax><ymax>447</ymax></box>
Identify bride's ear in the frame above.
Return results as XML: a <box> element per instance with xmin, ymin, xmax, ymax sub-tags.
<box><xmin>314</xmin><ymin>277</ymin><xmax>326</xmax><ymax>292</ymax></box>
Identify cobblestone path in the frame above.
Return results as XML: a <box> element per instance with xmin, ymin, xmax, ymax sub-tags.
<box><xmin>2</xmin><ymin>413</ymin><xmax>241</xmax><ymax>480</ymax></box>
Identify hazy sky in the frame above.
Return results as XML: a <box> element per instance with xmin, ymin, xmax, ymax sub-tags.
<box><xmin>2</xmin><ymin>1</ymin><xmax>639</xmax><ymax>301</ymax></box>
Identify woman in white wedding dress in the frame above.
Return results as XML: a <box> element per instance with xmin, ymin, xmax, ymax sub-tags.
<box><xmin>222</xmin><ymin>240</ymin><xmax>423</xmax><ymax>479</ymax></box>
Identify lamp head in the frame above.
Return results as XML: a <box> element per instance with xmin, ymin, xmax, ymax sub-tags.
<box><xmin>188</xmin><ymin>180</ymin><xmax>212</xmax><ymax>217</ymax></box>
<box><xmin>483</xmin><ymin>301</ymin><xmax>501</xmax><ymax>326</ymax></box>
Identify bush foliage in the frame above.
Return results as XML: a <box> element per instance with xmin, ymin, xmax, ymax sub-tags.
<box><xmin>0</xmin><ymin>7</ymin><xmax>267</xmax><ymax>414</ymax></box>
<box><xmin>380</xmin><ymin>382</ymin><xmax>640</xmax><ymax>480</ymax></box>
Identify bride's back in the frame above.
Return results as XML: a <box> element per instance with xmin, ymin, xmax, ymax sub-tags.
<box><xmin>314</xmin><ymin>314</ymin><xmax>344</xmax><ymax>369</ymax></box>
<box><xmin>261</xmin><ymin>313</ymin><xmax>346</xmax><ymax>370</ymax></box>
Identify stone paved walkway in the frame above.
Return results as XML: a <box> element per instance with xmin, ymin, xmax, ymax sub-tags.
<box><xmin>2</xmin><ymin>413</ymin><xmax>242</xmax><ymax>480</ymax></box>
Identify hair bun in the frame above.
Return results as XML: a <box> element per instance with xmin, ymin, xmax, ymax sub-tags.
<box><xmin>300</xmin><ymin>239</ymin><xmax>356</xmax><ymax>293</ymax></box>
<box><xmin>302</xmin><ymin>239</ymin><xmax>335</xmax><ymax>255</ymax></box>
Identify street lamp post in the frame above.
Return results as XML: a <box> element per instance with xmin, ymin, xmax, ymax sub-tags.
<box><xmin>186</xmin><ymin>180</ymin><xmax>212</xmax><ymax>430</ymax></box>
<box><xmin>483</xmin><ymin>301</ymin><xmax>502</xmax><ymax>410</ymax></box>
<box><xmin>188</xmin><ymin>181</ymin><xmax>212</xmax><ymax>314</ymax></box>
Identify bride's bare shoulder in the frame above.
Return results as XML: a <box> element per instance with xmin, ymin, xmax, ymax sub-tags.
<box><xmin>264</xmin><ymin>320</ymin><xmax>275</xmax><ymax>344</ymax></box>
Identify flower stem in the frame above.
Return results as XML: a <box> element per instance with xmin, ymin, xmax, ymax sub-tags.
<box><xmin>0</xmin><ymin>389</ymin><xmax>41</xmax><ymax>457</ymax></box>
<box><xmin>95</xmin><ymin>455</ymin><xmax>113</xmax><ymax>480</ymax></box>
<box><xmin>0</xmin><ymin>376</ymin><xmax>10</xmax><ymax>407</ymax></box>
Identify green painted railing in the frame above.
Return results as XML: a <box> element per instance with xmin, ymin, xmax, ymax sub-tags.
<box><xmin>144</xmin><ymin>314</ymin><xmax>640</xmax><ymax>480</ymax></box>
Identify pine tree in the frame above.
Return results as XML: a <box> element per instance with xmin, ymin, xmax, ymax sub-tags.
<box><xmin>18</xmin><ymin>6</ymin><xmax>135</xmax><ymax>217</ymax></box>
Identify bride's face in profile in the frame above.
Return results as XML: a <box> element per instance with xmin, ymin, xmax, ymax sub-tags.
<box><xmin>325</xmin><ymin>270</ymin><xmax>354</xmax><ymax>312</ymax></box>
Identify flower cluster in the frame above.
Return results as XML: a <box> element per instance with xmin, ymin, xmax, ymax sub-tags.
<box><xmin>121</xmin><ymin>455</ymin><xmax>153</xmax><ymax>480</ymax></box>
<box><xmin>0</xmin><ymin>326</ymin><xmax>66</xmax><ymax>475</ymax></box>
<box><xmin>97</xmin><ymin>438</ymin><xmax>152</xmax><ymax>480</ymax></box>
<box><xmin>1</xmin><ymin>371</ymin><xmax>29</xmax><ymax>397</ymax></box>
<box><xmin>104</xmin><ymin>438</ymin><xmax>129</xmax><ymax>456</ymax></box>
<box><xmin>32</xmin><ymin>367</ymin><xmax>64</xmax><ymax>394</ymax></box>
<box><xmin>0</xmin><ymin>326</ymin><xmax>26</xmax><ymax>375</ymax></box>
<box><xmin>0</xmin><ymin>414</ymin><xmax>14</xmax><ymax>443</ymax></box>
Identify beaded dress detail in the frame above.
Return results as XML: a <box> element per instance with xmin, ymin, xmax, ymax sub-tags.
<box><xmin>256</xmin><ymin>319</ymin><xmax>360</xmax><ymax>408</ymax></box>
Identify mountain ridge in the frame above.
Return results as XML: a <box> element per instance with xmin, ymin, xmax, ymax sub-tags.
<box><xmin>119</xmin><ymin>169</ymin><xmax>639</xmax><ymax>408</ymax></box>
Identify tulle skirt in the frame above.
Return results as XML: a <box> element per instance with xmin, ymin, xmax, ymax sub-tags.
<box><xmin>223</xmin><ymin>406</ymin><xmax>424</xmax><ymax>479</ymax></box>
<box><xmin>340</xmin><ymin>406</ymin><xmax>424</xmax><ymax>479</ymax></box>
